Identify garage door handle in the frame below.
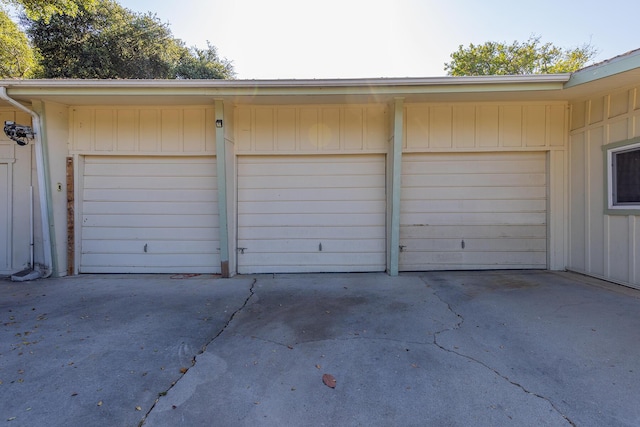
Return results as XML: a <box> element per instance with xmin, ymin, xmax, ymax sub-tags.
<box><xmin>144</xmin><ymin>244</ymin><xmax>148</xmax><ymax>253</ymax></box>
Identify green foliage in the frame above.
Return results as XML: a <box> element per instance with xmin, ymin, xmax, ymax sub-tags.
<box><xmin>0</xmin><ymin>8</ymin><xmax>39</xmax><ymax>77</ymax></box>
<box><xmin>445</xmin><ymin>36</ymin><xmax>597</xmax><ymax>76</ymax></box>
<box><xmin>3</xmin><ymin>0</ymin><xmax>96</xmax><ymax>22</ymax></box>
<box><xmin>23</xmin><ymin>0</ymin><xmax>234</xmax><ymax>79</ymax></box>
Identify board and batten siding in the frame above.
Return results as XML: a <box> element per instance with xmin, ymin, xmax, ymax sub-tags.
<box><xmin>400</xmin><ymin>152</ymin><xmax>547</xmax><ymax>270</ymax></box>
<box><xmin>569</xmin><ymin>86</ymin><xmax>640</xmax><ymax>289</ymax></box>
<box><xmin>235</xmin><ymin>105</ymin><xmax>388</xmax><ymax>153</ymax></box>
<box><xmin>404</xmin><ymin>103</ymin><xmax>566</xmax><ymax>150</ymax></box>
<box><xmin>237</xmin><ymin>155</ymin><xmax>386</xmax><ymax>273</ymax></box>
<box><xmin>80</xmin><ymin>156</ymin><xmax>220</xmax><ymax>273</ymax></box>
<box><xmin>70</xmin><ymin>107</ymin><xmax>217</xmax><ymax>154</ymax></box>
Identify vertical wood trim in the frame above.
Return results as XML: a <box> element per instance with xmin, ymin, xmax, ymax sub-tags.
<box><xmin>214</xmin><ymin>99</ymin><xmax>230</xmax><ymax>277</ymax></box>
<box><xmin>584</xmin><ymin>130</ymin><xmax>591</xmax><ymax>272</ymax></box>
<box><xmin>66</xmin><ymin>157</ymin><xmax>74</xmax><ymax>275</ymax></box>
<box><xmin>388</xmin><ymin>98</ymin><xmax>404</xmax><ymax>276</ymax></box>
<box><xmin>73</xmin><ymin>154</ymin><xmax>83</xmax><ymax>275</ymax></box>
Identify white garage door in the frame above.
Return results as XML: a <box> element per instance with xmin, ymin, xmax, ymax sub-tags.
<box><xmin>80</xmin><ymin>156</ymin><xmax>220</xmax><ymax>273</ymax></box>
<box><xmin>400</xmin><ymin>152</ymin><xmax>547</xmax><ymax>271</ymax></box>
<box><xmin>237</xmin><ymin>155</ymin><xmax>386</xmax><ymax>273</ymax></box>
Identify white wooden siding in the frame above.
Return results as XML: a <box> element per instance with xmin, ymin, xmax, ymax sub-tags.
<box><xmin>80</xmin><ymin>156</ymin><xmax>220</xmax><ymax>273</ymax></box>
<box><xmin>569</xmin><ymin>85</ymin><xmax>640</xmax><ymax>289</ymax></box>
<box><xmin>237</xmin><ymin>155</ymin><xmax>386</xmax><ymax>273</ymax></box>
<box><xmin>399</xmin><ymin>152</ymin><xmax>547</xmax><ymax>270</ymax></box>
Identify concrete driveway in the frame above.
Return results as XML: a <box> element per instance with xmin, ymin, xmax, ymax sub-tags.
<box><xmin>1</xmin><ymin>271</ymin><xmax>639</xmax><ymax>426</ymax></box>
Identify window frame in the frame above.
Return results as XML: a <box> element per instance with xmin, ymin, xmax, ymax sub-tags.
<box><xmin>604</xmin><ymin>137</ymin><xmax>640</xmax><ymax>215</ymax></box>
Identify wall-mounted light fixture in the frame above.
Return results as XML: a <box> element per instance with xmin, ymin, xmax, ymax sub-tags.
<box><xmin>216</xmin><ymin>119</ymin><xmax>223</xmax><ymax>128</ymax></box>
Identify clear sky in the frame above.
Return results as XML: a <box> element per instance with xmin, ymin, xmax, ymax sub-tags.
<box><xmin>107</xmin><ymin>0</ymin><xmax>640</xmax><ymax>79</ymax></box>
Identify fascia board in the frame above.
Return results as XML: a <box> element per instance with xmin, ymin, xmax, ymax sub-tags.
<box><xmin>565</xmin><ymin>50</ymin><xmax>640</xmax><ymax>88</ymax></box>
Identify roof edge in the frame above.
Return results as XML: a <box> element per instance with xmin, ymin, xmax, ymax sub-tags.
<box><xmin>565</xmin><ymin>49</ymin><xmax>640</xmax><ymax>88</ymax></box>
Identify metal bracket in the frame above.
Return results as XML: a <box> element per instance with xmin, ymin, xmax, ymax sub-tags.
<box><xmin>399</xmin><ymin>245</ymin><xmax>406</xmax><ymax>253</ymax></box>
<box><xmin>238</xmin><ymin>247</ymin><xmax>247</xmax><ymax>254</ymax></box>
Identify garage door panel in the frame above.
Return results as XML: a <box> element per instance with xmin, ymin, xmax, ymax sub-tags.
<box><xmin>82</xmin><ymin>240</ymin><xmax>219</xmax><ymax>254</ymax></box>
<box><xmin>401</xmin><ymin>173</ymin><xmax>546</xmax><ymax>188</ymax></box>
<box><xmin>400</xmin><ymin>251</ymin><xmax>547</xmax><ymax>270</ymax></box>
<box><xmin>400</xmin><ymin>237</ymin><xmax>547</xmax><ymax>252</ymax></box>
<box><xmin>239</xmin><ymin>187</ymin><xmax>383</xmax><ymax>202</ymax></box>
<box><xmin>238</xmin><ymin>155</ymin><xmax>386</xmax><ymax>274</ymax></box>
<box><xmin>84</xmin><ymin>189</ymin><xmax>217</xmax><ymax>203</ymax></box>
<box><xmin>239</xmin><ymin>175</ymin><xmax>383</xmax><ymax>189</ymax></box>
<box><xmin>83</xmin><ymin>176</ymin><xmax>216</xmax><ymax>190</ymax></box>
<box><xmin>400</xmin><ymin>225</ymin><xmax>546</xmax><ymax>239</ymax></box>
<box><xmin>86</xmin><ymin>162</ymin><xmax>216</xmax><ymax>177</ymax></box>
<box><xmin>240</xmin><ymin>238</ymin><xmax>385</xmax><ymax>253</ymax></box>
<box><xmin>402</xmin><ymin>187</ymin><xmax>547</xmax><ymax>200</ymax></box>
<box><xmin>81</xmin><ymin>156</ymin><xmax>219</xmax><ymax>274</ymax></box>
<box><xmin>239</xmin><ymin>213</ymin><xmax>385</xmax><ymax>227</ymax></box>
<box><xmin>401</xmin><ymin>212</ymin><xmax>546</xmax><ymax>226</ymax></box>
<box><xmin>239</xmin><ymin>253</ymin><xmax>386</xmax><ymax>270</ymax></box>
<box><xmin>238</xmin><ymin>158</ymin><xmax>382</xmax><ymax>176</ymax></box>
<box><xmin>82</xmin><ymin>226</ymin><xmax>218</xmax><ymax>241</ymax></box>
<box><xmin>402</xmin><ymin>199</ymin><xmax>546</xmax><ymax>213</ymax></box>
<box><xmin>400</xmin><ymin>152</ymin><xmax>547</xmax><ymax>271</ymax></box>
<box><xmin>239</xmin><ymin>225</ymin><xmax>386</xmax><ymax>240</ymax></box>
<box><xmin>83</xmin><ymin>201</ymin><xmax>216</xmax><ymax>215</ymax></box>
<box><xmin>239</xmin><ymin>200</ymin><xmax>385</xmax><ymax>215</ymax></box>
<box><xmin>82</xmin><ymin>214</ymin><xmax>219</xmax><ymax>228</ymax></box>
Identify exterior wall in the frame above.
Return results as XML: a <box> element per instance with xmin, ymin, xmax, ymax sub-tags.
<box><xmin>569</xmin><ymin>86</ymin><xmax>640</xmax><ymax>289</ymax></box>
<box><xmin>234</xmin><ymin>105</ymin><xmax>388</xmax><ymax>153</ymax></box>
<box><xmin>70</xmin><ymin>106</ymin><xmax>217</xmax><ymax>154</ymax></box>
<box><xmin>404</xmin><ymin>102</ymin><xmax>566</xmax><ymax>151</ymax></box>
<box><xmin>0</xmin><ymin>109</ymin><xmax>33</xmax><ymax>275</ymax></box>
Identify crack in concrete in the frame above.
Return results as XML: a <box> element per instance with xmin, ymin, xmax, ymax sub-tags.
<box><xmin>139</xmin><ymin>278</ymin><xmax>257</xmax><ymax>426</ymax></box>
<box><xmin>422</xmin><ymin>278</ymin><xmax>576</xmax><ymax>427</ymax></box>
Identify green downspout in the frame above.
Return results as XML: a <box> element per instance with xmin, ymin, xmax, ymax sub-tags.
<box><xmin>214</xmin><ymin>99</ymin><xmax>230</xmax><ymax>277</ymax></box>
<box><xmin>388</xmin><ymin>97</ymin><xmax>404</xmax><ymax>276</ymax></box>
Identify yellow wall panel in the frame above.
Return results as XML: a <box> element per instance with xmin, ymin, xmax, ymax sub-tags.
<box><xmin>429</xmin><ymin>106</ymin><xmax>452</xmax><ymax>148</ymax></box>
<box><xmin>94</xmin><ymin>110</ymin><xmax>114</xmax><ymax>151</ymax></box>
<box><xmin>406</xmin><ymin>106</ymin><xmax>429</xmax><ymax>148</ymax></box>
<box><xmin>549</xmin><ymin>105</ymin><xmax>566</xmax><ymax>146</ymax></box>
<box><xmin>501</xmin><ymin>106</ymin><xmax>522</xmax><ymax>147</ymax></box>
<box><xmin>161</xmin><ymin>109</ymin><xmax>181</xmax><ymax>152</ymax></box>
<box><xmin>452</xmin><ymin>106</ymin><xmax>476</xmax><ymax>148</ymax></box>
<box><xmin>609</xmin><ymin>90</ymin><xmax>629</xmax><ymax>118</ymax></box>
<box><xmin>139</xmin><ymin>109</ymin><xmax>159</xmax><ymax>152</ymax></box>
<box><xmin>73</xmin><ymin>109</ymin><xmax>92</xmax><ymax>151</ymax></box>
<box><xmin>321</xmin><ymin>108</ymin><xmax>340</xmax><ymax>150</ymax></box>
<box><xmin>571</xmin><ymin>101</ymin><xmax>586</xmax><ymax>130</ymax></box>
<box><xmin>299</xmin><ymin>108</ymin><xmax>318</xmax><ymax>151</ymax></box>
<box><xmin>205</xmin><ymin>108</ymin><xmax>216</xmax><ymax>152</ymax></box>
<box><xmin>236</xmin><ymin>107</ymin><xmax>252</xmax><ymax>151</ymax></box>
<box><xmin>344</xmin><ymin>108</ymin><xmax>364</xmax><ymax>150</ymax></box>
<box><xmin>590</xmin><ymin>97</ymin><xmax>605</xmax><ymax>124</ymax></box>
<box><xmin>608</xmin><ymin>118</ymin><xmax>629</xmax><ymax>143</ymax></box>
<box><xmin>183</xmin><ymin>109</ymin><xmax>206</xmax><ymax>152</ymax></box>
<box><xmin>365</xmin><ymin>107</ymin><xmax>387</xmax><ymax>150</ymax></box>
<box><xmin>254</xmin><ymin>108</ymin><xmax>274</xmax><ymax>151</ymax></box>
<box><xmin>276</xmin><ymin>108</ymin><xmax>296</xmax><ymax>151</ymax></box>
<box><xmin>524</xmin><ymin>105</ymin><xmax>546</xmax><ymax>147</ymax></box>
<box><xmin>477</xmin><ymin>105</ymin><xmax>499</xmax><ymax>147</ymax></box>
<box><xmin>116</xmin><ymin>110</ymin><xmax>136</xmax><ymax>152</ymax></box>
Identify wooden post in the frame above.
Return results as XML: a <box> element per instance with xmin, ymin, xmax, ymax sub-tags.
<box><xmin>66</xmin><ymin>157</ymin><xmax>74</xmax><ymax>275</ymax></box>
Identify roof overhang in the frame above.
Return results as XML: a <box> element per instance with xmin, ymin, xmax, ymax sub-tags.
<box><xmin>0</xmin><ymin>74</ymin><xmax>572</xmax><ymax>107</ymax></box>
<box><xmin>1</xmin><ymin>49</ymin><xmax>639</xmax><ymax>108</ymax></box>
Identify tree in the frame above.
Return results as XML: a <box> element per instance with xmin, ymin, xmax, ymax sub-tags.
<box><xmin>23</xmin><ymin>0</ymin><xmax>234</xmax><ymax>79</ymax></box>
<box><xmin>0</xmin><ymin>9</ymin><xmax>39</xmax><ymax>77</ymax></box>
<box><xmin>444</xmin><ymin>36</ymin><xmax>597</xmax><ymax>76</ymax></box>
<box><xmin>3</xmin><ymin>0</ymin><xmax>96</xmax><ymax>22</ymax></box>
<box><xmin>175</xmin><ymin>42</ymin><xmax>235</xmax><ymax>80</ymax></box>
